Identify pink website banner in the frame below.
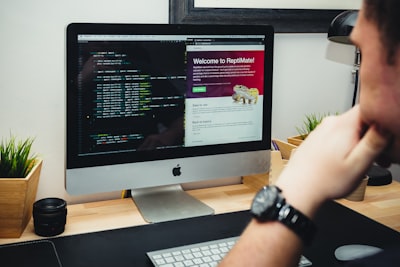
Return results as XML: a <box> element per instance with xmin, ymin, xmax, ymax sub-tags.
<box><xmin>186</xmin><ymin>50</ymin><xmax>265</xmax><ymax>98</ymax></box>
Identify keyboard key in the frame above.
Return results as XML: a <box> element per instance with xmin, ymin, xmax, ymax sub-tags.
<box><xmin>183</xmin><ymin>259</ymin><xmax>194</xmax><ymax>266</ymax></box>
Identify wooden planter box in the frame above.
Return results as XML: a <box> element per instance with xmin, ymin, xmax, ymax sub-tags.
<box><xmin>0</xmin><ymin>159</ymin><xmax>42</xmax><ymax>238</ymax></box>
<box><xmin>287</xmin><ymin>135</ymin><xmax>306</xmax><ymax>146</ymax></box>
<box><xmin>270</xmin><ymin>140</ymin><xmax>298</xmax><ymax>185</ymax></box>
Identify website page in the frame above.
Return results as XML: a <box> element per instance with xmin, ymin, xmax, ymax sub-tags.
<box><xmin>184</xmin><ymin>39</ymin><xmax>265</xmax><ymax>147</ymax></box>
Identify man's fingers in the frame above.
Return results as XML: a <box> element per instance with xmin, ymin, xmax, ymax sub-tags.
<box><xmin>347</xmin><ymin>125</ymin><xmax>392</xmax><ymax>172</ymax></box>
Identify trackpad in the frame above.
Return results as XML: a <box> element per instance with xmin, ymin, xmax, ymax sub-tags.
<box><xmin>0</xmin><ymin>240</ymin><xmax>62</xmax><ymax>267</ymax></box>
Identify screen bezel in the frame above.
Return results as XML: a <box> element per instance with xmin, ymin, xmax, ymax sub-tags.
<box><xmin>66</xmin><ymin>23</ymin><xmax>274</xmax><ymax>170</ymax></box>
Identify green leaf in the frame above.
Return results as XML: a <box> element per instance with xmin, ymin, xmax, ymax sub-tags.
<box><xmin>0</xmin><ymin>134</ymin><xmax>37</xmax><ymax>178</ymax></box>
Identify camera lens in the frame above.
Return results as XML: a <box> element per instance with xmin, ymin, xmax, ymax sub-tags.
<box><xmin>33</xmin><ymin>198</ymin><xmax>67</xmax><ymax>237</ymax></box>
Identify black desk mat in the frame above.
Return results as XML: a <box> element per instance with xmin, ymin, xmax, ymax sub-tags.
<box><xmin>309</xmin><ymin>201</ymin><xmax>400</xmax><ymax>266</ymax></box>
<box><xmin>1</xmin><ymin>201</ymin><xmax>400</xmax><ymax>267</ymax></box>
<box><xmin>0</xmin><ymin>240</ymin><xmax>62</xmax><ymax>267</ymax></box>
<box><xmin>53</xmin><ymin>210</ymin><xmax>251</xmax><ymax>267</ymax></box>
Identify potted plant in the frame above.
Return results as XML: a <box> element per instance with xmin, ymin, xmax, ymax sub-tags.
<box><xmin>0</xmin><ymin>135</ymin><xmax>42</xmax><ymax>238</ymax></box>
<box><xmin>288</xmin><ymin>112</ymin><xmax>333</xmax><ymax>146</ymax></box>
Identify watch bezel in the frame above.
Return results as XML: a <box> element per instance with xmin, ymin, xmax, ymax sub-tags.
<box><xmin>251</xmin><ymin>185</ymin><xmax>285</xmax><ymax>221</ymax></box>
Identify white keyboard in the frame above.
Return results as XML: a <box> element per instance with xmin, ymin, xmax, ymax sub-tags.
<box><xmin>147</xmin><ymin>236</ymin><xmax>312</xmax><ymax>267</ymax></box>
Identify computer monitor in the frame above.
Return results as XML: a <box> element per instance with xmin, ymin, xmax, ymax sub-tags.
<box><xmin>66</xmin><ymin>23</ymin><xmax>274</xmax><ymax>223</ymax></box>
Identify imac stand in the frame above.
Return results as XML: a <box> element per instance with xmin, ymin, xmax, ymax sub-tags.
<box><xmin>130</xmin><ymin>184</ymin><xmax>214</xmax><ymax>223</ymax></box>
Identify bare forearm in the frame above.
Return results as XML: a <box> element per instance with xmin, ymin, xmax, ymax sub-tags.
<box><xmin>220</xmin><ymin>219</ymin><xmax>303</xmax><ymax>267</ymax></box>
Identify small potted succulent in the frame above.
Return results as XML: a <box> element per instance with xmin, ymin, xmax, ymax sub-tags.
<box><xmin>0</xmin><ymin>135</ymin><xmax>43</xmax><ymax>238</ymax></box>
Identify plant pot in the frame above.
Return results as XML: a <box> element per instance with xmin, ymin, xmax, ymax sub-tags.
<box><xmin>0</xmin><ymin>159</ymin><xmax>42</xmax><ymax>238</ymax></box>
<box><xmin>287</xmin><ymin>135</ymin><xmax>307</xmax><ymax>146</ymax></box>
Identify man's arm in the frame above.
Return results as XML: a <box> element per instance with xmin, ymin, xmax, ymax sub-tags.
<box><xmin>219</xmin><ymin>106</ymin><xmax>391</xmax><ymax>267</ymax></box>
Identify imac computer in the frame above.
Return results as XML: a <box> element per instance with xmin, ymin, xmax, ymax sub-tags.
<box><xmin>66</xmin><ymin>23</ymin><xmax>274</xmax><ymax>223</ymax></box>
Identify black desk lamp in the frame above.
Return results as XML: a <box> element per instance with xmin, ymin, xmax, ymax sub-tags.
<box><xmin>328</xmin><ymin>10</ymin><xmax>360</xmax><ymax>107</ymax></box>
<box><xmin>328</xmin><ymin>10</ymin><xmax>392</xmax><ymax>186</ymax></box>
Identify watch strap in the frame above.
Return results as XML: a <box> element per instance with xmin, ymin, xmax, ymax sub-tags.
<box><xmin>277</xmin><ymin>203</ymin><xmax>316</xmax><ymax>246</ymax></box>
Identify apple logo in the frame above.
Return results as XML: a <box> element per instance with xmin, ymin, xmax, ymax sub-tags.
<box><xmin>172</xmin><ymin>164</ymin><xmax>181</xmax><ymax>176</ymax></box>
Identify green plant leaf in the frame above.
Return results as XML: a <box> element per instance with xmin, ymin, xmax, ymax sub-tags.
<box><xmin>0</xmin><ymin>135</ymin><xmax>37</xmax><ymax>178</ymax></box>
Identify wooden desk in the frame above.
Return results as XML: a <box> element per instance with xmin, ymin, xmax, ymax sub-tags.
<box><xmin>1</xmin><ymin>159</ymin><xmax>400</xmax><ymax>245</ymax></box>
<box><xmin>337</xmin><ymin>181</ymin><xmax>400</xmax><ymax>231</ymax></box>
<box><xmin>0</xmin><ymin>176</ymin><xmax>265</xmax><ymax>245</ymax></box>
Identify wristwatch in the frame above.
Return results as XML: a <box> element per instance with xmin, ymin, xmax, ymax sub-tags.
<box><xmin>250</xmin><ymin>185</ymin><xmax>316</xmax><ymax>245</ymax></box>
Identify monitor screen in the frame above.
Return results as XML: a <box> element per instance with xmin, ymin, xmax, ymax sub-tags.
<box><xmin>66</xmin><ymin>23</ymin><xmax>274</xmax><ymax>222</ymax></box>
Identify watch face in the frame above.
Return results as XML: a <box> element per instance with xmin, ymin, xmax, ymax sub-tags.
<box><xmin>250</xmin><ymin>186</ymin><xmax>316</xmax><ymax>245</ymax></box>
<box><xmin>251</xmin><ymin>186</ymin><xmax>278</xmax><ymax>218</ymax></box>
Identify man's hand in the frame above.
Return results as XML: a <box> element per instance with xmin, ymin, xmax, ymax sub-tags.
<box><xmin>276</xmin><ymin>106</ymin><xmax>392</xmax><ymax>217</ymax></box>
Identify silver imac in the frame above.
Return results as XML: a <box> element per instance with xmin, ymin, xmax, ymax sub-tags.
<box><xmin>66</xmin><ymin>23</ymin><xmax>274</xmax><ymax>223</ymax></box>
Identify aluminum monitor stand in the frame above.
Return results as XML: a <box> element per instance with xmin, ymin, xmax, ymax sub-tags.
<box><xmin>131</xmin><ymin>184</ymin><xmax>214</xmax><ymax>223</ymax></box>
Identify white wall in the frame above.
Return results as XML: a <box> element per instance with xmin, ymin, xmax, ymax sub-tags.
<box><xmin>2</xmin><ymin>1</ymin><xmax>396</xmax><ymax>204</ymax></box>
<box><xmin>0</xmin><ymin>0</ymin><xmax>169</xmax><ymax>203</ymax></box>
<box><xmin>271</xmin><ymin>34</ymin><xmax>355</xmax><ymax>139</ymax></box>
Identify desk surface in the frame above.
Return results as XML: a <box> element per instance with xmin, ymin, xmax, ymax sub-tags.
<box><xmin>0</xmin><ymin>175</ymin><xmax>263</xmax><ymax>245</ymax></box>
<box><xmin>1</xmin><ymin>201</ymin><xmax>399</xmax><ymax>267</ymax></box>
<box><xmin>1</xmin><ymin>170</ymin><xmax>400</xmax><ymax>245</ymax></box>
<box><xmin>337</xmin><ymin>181</ymin><xmax>400</xmax><ymax>231</ymax></box>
